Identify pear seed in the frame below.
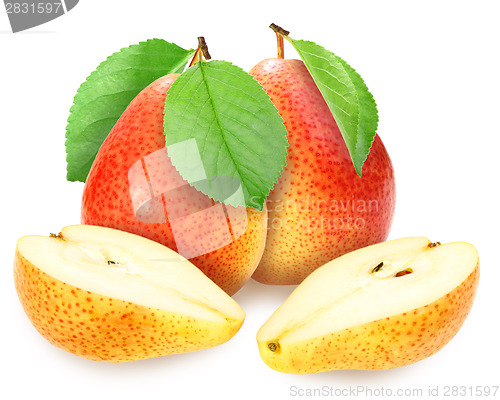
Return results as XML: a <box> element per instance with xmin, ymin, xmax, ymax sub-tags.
<box><xmin>394</xmin><ymin>268</ymin><xmax>413</xmax><ymax>277</ymax></box>
<box><xmin>371</xmin><ymin>262</ymin><xmax>384</xmax><ymax>273</ymax></box>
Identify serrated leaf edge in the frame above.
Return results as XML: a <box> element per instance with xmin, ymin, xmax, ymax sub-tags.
<box><xmin>163</xmin><ymin>60</ymin><xmax>289</xmax><ymax>211</ymax></box>
<box><xmin>337</xmin><ymin>58</ymin><xmax>379</xmax><ymax>174</ymax></box>
<box><xmin>287</xmin><ymin>38</ymin><xmax>378</xmax><ymax>176</ymax></box>
<box><xmin>65</xmin><ymin>39</ymin><xmax>195</xmax><ymax>182</ymax></box>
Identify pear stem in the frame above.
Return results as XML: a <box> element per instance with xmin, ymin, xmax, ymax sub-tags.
<box><xmin>188</xmin><ymin>37</ymin><xmax>211</xmax><ymax>67</ymax></box>
<box><xmin>198</xmin><ymin>36</ymin><xmax>211</xmax><ymax>60</ymax></box>
<box><xmin>270</xmin><ymin>23</ymin><xmax>290</xmax><ymax>59</ymax></box>
<box><xmin>276</xmin><ymin>33</ymin><xmax>284</xmax><ymax>59</ymax></box>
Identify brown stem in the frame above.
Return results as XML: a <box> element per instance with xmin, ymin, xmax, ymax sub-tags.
<box><xmin>276</xmin><ymin>33</ymin><xmax>284</xmax><ymax>59</ymax></box>
<box><xmin>269</xmin><ymin>23</ymin><xmax>290</xmax><ymax>59</ymax></box>
<box><xmin>188</xmin><ymin>37</ymin><xmax>212</xmax><ymax>67</ymax></box>
<box><xmin>198</xmin><ymin>36</ymin><xmax>211</xmax><ymax>60</ymax></box>
<box><xmin>270</xmin><ymin>23</ymin><xmax>290</xmax><ymax>36</ymax></box>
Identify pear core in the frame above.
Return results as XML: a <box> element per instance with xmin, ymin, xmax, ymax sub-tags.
<box><xmin>258</xmin><ymin>238</ymin><xmax>478</xmax><ymax>346</ymax></box>
<box><xmin>17</xmin><ymin>225</ymin><xmax>244</xmax><ymax>323</ymax></box>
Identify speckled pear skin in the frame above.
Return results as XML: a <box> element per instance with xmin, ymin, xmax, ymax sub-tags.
<box><xmin>249</xmin><ymin>59</ymin><xmax>396</xmax><ymax>285</ymax></box>
<box><xmin>258</xmin><ymin>264</ymin><xmax>479</xmax><ymax>373</ymax></box>
<box><xmin>14</xmin><ymin>248</ymin><xmax>244</xmax><ymax>362</ymax></box>
<box><xmin>81</xmin><ymin>74</ymin><xmax>267</xmax><ymax>296</ymax></box>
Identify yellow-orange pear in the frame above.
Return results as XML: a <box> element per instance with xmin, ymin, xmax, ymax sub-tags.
<box><xmin>14</xmin><ymin>225</ymin><xmax>245</xmax><ymax>362</ymax></box>
<box><xmin>257</xmin><ymin>238</ymin><xmax>479</xmax><ymax>373</ymax></box>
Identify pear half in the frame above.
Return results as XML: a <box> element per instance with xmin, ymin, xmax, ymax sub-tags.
<box><xmin>14</xmin><ymin>225</ymin><xmax>245</xmax><ymax>362</ymax></box>
<box><xmin>257</xmin><ymin>237</ymin><xmax>479</xmax><ymax>373</ymax></box>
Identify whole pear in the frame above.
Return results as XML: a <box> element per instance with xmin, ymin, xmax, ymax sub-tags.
<box><xmin>81</xmin><ymin>75</ymin><xmax>267</xmax><ymax>296</ymax></box>
<box><xmin>249</xmin><ymin>59</ymin><xmax>395</xmax><ymax>285</ymax></box>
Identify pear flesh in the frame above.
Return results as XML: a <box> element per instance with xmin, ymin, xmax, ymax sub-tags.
<box><xmin>257</xmin><ymin>237</ymin><xmax>479</xmax><ymax>373</ymax></box>
<box><xmin>14</xmin><ymin>225</ymin><xmax>245</xmax><ymax>362</ymax></box>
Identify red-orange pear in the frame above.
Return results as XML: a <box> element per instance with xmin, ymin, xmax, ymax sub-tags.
<box><xmin>81</xmin><ymin>74</ymin><xmax>267</xmax><ymax>296</ymax></box>
<box><xmin>249</xmin><ymin>58</ymin><xmax>395</xmax><ymax>285</ymax></box>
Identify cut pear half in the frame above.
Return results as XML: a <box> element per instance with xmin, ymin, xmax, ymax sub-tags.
<box><xmin>257</xmin><ymin>237</ymin><xmax>479</xmax><ymax>373</ymax></box>
<box><xmin>14</xmin><ymin>225</ymin><xmax>245</xmax><ymax>362</ymax></box>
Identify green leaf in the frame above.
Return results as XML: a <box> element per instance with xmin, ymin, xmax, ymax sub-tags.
<box><xmin>286</xmin><ymin>38</ymin><xmax>378</xmax><ymax>175</ymax></box>
<box><xmin>65</xmin><ymin>39</ymin><xmax>195</xmax><ymax>182</ymax></box>
<box><xmin>337</xmin><ymin>58</ymin><xmax>378</xmax><ymax>171</ymax></box>
<box><xmin>163</xmin><ymin>61</ymin><xmax>289</xmax><ymax>211</ymax></box>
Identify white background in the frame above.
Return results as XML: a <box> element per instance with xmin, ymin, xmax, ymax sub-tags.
<box><xmin>1</xmin><ymin>1</ymin><xmax>499</xmax><ymax>399</ymax></box>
